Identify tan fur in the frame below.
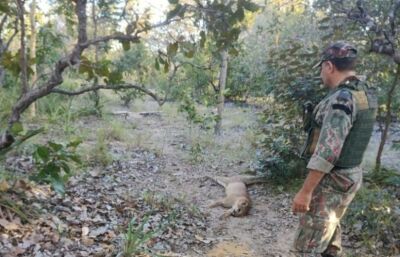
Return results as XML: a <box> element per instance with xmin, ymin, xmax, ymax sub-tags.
<box><xmin>208</xmin><ymin>175</ymin><xmax>267</xmax><ymax>218</ymax></box>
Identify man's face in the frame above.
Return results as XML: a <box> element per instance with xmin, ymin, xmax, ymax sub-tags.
<box><xmin>320</xmin><ymin>61</ymin><xmax>334</xmax><ymax>88</ymax></box>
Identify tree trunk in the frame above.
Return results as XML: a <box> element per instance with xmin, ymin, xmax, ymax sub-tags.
<box><xmin>91</xmin><ymin>0</ymin><xmax>101</xmax><ymax>114</ymax></box>
<box><xmin>214</xmin><ymin>49</ymin><xmax>229</xmax><ymax>135</ymax></box>
<box><xmin>28</xmin><ymin>0</ymin><xmax>37</xmax><ymax>117</ymax></box>
<box><xmin>17</xmin><ymin>0</ymin><xmax>28</xmax><ymax>95</ymax></box>
<box><xmin>375</xmin><ymin>64</ymin><xmax>400</xmax><ymax>171</ymax></box>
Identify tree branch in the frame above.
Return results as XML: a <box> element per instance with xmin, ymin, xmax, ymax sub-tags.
<box><xmin>0</xmin><ymin>15</ymin><xmax>7</xmax><ymax>33</ymax></box>
<box><xmin>180</xmin><ymin>61</ymin><xmax>211</xmax><ymax>70</ymax></box>
<box><xmin>337</xmin><ymin>0</ymin><xmax>399</xmax><ymax>64</ymax></box>
<box><xmin>80</xmin><ymin>34</ymin><xmax>140</xmax><ymax>48</ymax></box>
<box><xmin>51</xmin><ymin>84</ymin><xmax>164</xmax><ymax>105</ymax></box>
<box><xmin>159</xmin><ymin>62</ymin><xmax>181</xmax><ymax>105</ymax></box>
<box><xmin>0</xmin><ymin>0</ymin><xmax>179</xmax><ymax>150</ymax></box>
<box><xmin>7</xmin><ymin>0</ymin><xmax>89</xmax><ymax>126</ymax></box>
<box><xmin>4</xmin><ymin>21</ymin><xmax>18</xmax><ymax>53</ymax></box>
<box><xmin>210</xmin><ymin>79</ymin><xmax>219</xmax><ymax>92</ymax></box>
<box><xmin>135</xmin><ymin>17</ymin><xmax>182</xmax><ymax>35</ymax></box>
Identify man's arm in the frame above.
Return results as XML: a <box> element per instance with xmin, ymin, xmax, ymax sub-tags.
<box><xmin>292</xmin><ymin>169</ymin><xmax>325</xmax><ymax>213</ymax></box>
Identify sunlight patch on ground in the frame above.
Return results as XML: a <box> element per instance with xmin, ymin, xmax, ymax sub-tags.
<box><xmin>207</xmin><ymin>241</ymin><xmax>253</xmax><ymax>257</ymax></box>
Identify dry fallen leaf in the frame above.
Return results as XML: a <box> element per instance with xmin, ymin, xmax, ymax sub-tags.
<box><xmin>82</xmin><ymin>226</ymin><xmax>89</xmax><ymax>237</ymax></box>
<box><xmin>89</xmin><ymin>226</ymin><xmax>108</xmax><ymax>238</ymax></box>
<box><xmin>0</xmin><ymin>180</ymin><xmax>10</xmax><ymax>192</ymax></box>
<box><xmin>195</xmin><ymin>234</ymin><xmax>212</xmax><ymax>244</ymax></box>
<box><xmin>0</xmin><ymin>219</ymin><xmax>20</xmax><ymax>231</ymax></box>
<box><xmin>81</xmin><ymin>237</ymin><xmax>94</xmax><ymax>246</ymax></box>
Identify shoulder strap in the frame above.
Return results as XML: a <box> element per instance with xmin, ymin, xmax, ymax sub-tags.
<box><xmin>351</xmin><ymin>90</ymin><xmax>369</xmax><ymax>111</ymax></box>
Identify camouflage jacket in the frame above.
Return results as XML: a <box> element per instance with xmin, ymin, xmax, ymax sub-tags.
<box><xmin>304</xmin><ymin>79</ymin><xmax>359</xmax><ymax>174</ymax></box>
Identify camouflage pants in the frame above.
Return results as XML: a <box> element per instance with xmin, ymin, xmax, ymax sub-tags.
<box><xmin>291</xmin><ymin>166</ymin><xmax>363</xmax><ymax>257</ymax></box>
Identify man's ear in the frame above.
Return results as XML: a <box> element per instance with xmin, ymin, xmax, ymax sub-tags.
<box><xmin>326</xmin><ymin>61</ymin><xmax>335</xmax><ymax>73</ymax></box>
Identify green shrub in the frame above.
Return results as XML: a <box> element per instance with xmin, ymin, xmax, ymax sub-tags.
<box><xmin>344</xmin><ymin>183</ymin><xmax>400</xmax><ymax>255</ymax></box>
<box><xmin>92</xmin><ymin>129</ymin><xmax>113</xmax><ymax>167</ymax></box>
<box><xmin>123</xmin><ymin>216</ymin><xmax>159</xmax><ymax>257</ymax></box>
<box><xmin>364</xmin><ymin>168</ymin><xmax>400</xmax><ymax>187</ymax></box>
<box><xmin>30</xmin><ymin>139</ymin><xmax>81</xmax><ymax>195</ymax></box>
<box><xmin>256</xmin><ymin>101</ymin><xmax>307</xmax><ymax>187</ymax></box>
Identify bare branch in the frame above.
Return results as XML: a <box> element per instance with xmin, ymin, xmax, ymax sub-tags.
<box><xmin>51</xmin><ymin>84</ymin><xmax>164</xmax><ymax>105</ymax></box>
<box><xmin>7</xmin><ymin>0</ymin><xmax>89</xmax><ymax>126</ymax></box>
<box><xmin>4</xmin><ymin>20</ymin><xmax>18</xmax><ymax>52</ymax></box>
<box><xmin>81</xmin><ymin>34</ymin><xmax>140</xmax><ymax>48</ymax></box>
<box><xmin>135</xmin><ymin>17</ymin><xmax>182</xmax><ymax>35</ymax></box>
<box><xmin>210</xmin><ymin>80</ymin><xmax>219</xmax><ymax>92</ymax></box>
<box><xmin>335</xmin><ymin>0</ymin><xmax>399</xmax><ymax>63</ymax></box>
<box><xmin>159</xmin><ymin>62</ymin><xmax>181</xmax><ymax>105</ymax></box>
<box><xmin>180</xmin><ymin>61</ymin><xmax>211</xmax><ymax>70</ymax></box>
<box><xmin>0</xmin><ymin>15</ymin><xmax>7</xmax><ymax>33</ymax></box>
<box><xmin>1</xmin><ymin>0</ymin><xmax>181</xmax><ymax>149</ymax></box>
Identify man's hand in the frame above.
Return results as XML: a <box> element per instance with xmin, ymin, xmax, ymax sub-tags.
<box><xmin>291</xmin><ymin>169</ymin><xmax>326</xmax><ymax>214</ymax></box>
<box><xmin>292</xmin><ymin>190</ymin><xmax>312</xmax><ymax>213</ymax></box>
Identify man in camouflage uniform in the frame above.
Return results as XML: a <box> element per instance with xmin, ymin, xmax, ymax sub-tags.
<box><xmin>291</xmin><ymin>42</ymin><xmax>377</xmax><ymax>257</ymax></box>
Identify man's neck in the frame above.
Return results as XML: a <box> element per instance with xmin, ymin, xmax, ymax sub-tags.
<box><xmin>329</xmin><ymin>71</ymin><xmax>357</xmax><ymax>89</ymax></box>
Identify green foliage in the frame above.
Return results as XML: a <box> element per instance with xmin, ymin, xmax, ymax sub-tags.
<box><xmin>0</xmin><ymin>1</ymin><xmax>11</xmax><ymax>13</ymax></box>
<box><xmin>344</xmin><ymin>185</ymin><xmax>400</xmax><ymax>255</ymax></box>
<box><xmin>142</xmin><ymin>190</ymin><xmax>176</xmax><ymax>211</ymax></box>
<box><xmin>0</xmin><ymin>79</ymin><xmax>19</xmax><ymax>123</ymax></box>
<box><xmin>112</xmin><ymin>43</ymin><xmax>152</xmax><ymax>106</ymax></box>
<box><xmin>267</xmin><ymin>41</ymin><xmax>323</xmax><ymax>103</ymax></box>
<box><xmin>364</xmin><ymin>168</ymin><xmax>400</xmax><ymax>187</ymax></box>
<box><xmin>248</xmin><ymin>4</ymin><xmax>327</xmax><ymax>186</ymax></box>
<box><xmin>123</xmin><ymin>216</ymin><xmax>159</xmax><ymax>257</ymax></box>
<box><xmin>90</xmin><ymin>127</ymin><xmax>122</xmax><ymax>167</ymax></box>
<box><xmin>393</xmin><ymin>141</ymin><xmax>400</xmax><ymax>151</ymax></box>
<box><xmin>79</xmin><ymin>56</ymin><xmax>124</xmax><ymax>84</ymax></box>
<box><xmin>37</xmin><ymin>93</ymin><xmax>94</xmax><ymax>133</ymax></box>
<box><xmin>189</xmin><ymin>142</ymin><xmax>204</xmax><ymax>164</ymax></box>
<box><xmin>178</xmin><ymin>96</ymin><xmax>217</xmax><ymax>129</ymax></box>
<box><xmin>36</xmin><ymin>23</ymin><xmax>66</xmax><ymax>68</ymax></box>
<box><xmin>31</xmin><ymin>139</ymin><xmax>82</xmax><ymax>195</ymax></box>
<box><xmin>257</xmin><ymin>100</ymin><xmax>307</xmax><ymax>185</ymax></box>
<box><xmin>166</xmin><ymin>0</ymin><xmax>260</xmax><ymax>63</ymax></box>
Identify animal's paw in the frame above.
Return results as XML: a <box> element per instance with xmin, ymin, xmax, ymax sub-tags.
<box><xmin>219</xmin><ymin>211</ymin><xmax>231</xmax><ymax>220</ymax></box>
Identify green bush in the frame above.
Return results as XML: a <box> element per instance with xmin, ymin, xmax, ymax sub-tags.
<box><xmin>344</xmin><ymin>182</ymin><xmax>400</xmax><ymax>255</ymax></box>
<box><xmin>91</xmin><ymin>129</ymin><xmax>113</xmax><ymax>167</ymax></box>
<box><xmin>256</xmin><ymin>101</ymin><xmax>307</xmax><ymax>186</ymax></box>
<box><xmin>30</xmin><ymin>139</ymin><xmax>81</xmax><ymax>195</ymax></box>
<box><xmin>123</xmin><ymin>216</ymin><xmax>159</xmax><ymax>257</ymax></box>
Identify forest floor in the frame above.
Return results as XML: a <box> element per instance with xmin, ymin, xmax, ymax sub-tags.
<box><xmin>1</xmin><ymin>97</ymin><xmax>398</xmax><ymax>257</ymax></box>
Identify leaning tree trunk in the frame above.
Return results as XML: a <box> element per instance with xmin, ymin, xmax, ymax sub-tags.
<box><xmin>0</xmin><ymin>0</ymin><xmax>171</xmax><ymax>151</ymax></box>
<box><xmin>375</xmin><ymin>64</ymin><xmax>400</xmax><ymax>171</ymax></box>
<box><xmin>91</xmin><ymin>0</ymin><xmax>101</xmax><ymax>114</ymax></box>
<box><xmin>17</xmin><ymin>0</ymin><xmax>28</xmax><ymax>95</ymax></box>
<box><xmin>28</xmin><ymin>0</ymin><xmax>37</xmax><ymax>117</ymax></box>
<box><xmin>214</xmin><ymin>49</ymin><xmax>229</xmax><ymax>135</ymax></box>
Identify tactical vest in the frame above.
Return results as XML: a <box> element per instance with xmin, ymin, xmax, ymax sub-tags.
<box><xmin>302</xmin><ymin>79</ymin><xmax>377</xmax><ymax>168</ymax></box>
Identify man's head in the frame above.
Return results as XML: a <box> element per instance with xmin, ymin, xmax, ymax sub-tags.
<box><xmin>314</xmin><ymin>42</ymin><xmax>358</xmax><ymax>88</ymax></box>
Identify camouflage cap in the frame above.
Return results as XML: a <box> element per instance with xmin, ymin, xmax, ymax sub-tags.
<box><xmin>313</xmin><ymin>42</ymin><xmax>358</xmax><ymax>69</ymax></box>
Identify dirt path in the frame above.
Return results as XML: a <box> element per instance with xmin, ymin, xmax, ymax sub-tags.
<box><xmin>121</xmin><ymin>102</ymin><xmax>298</xmax><ymax>257</ymax></box>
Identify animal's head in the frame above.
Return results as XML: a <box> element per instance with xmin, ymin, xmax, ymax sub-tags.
<box><xmin>231</xmin><ymin>197</ymin><xmax>251</xmax><ymax>217</ymax></box>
